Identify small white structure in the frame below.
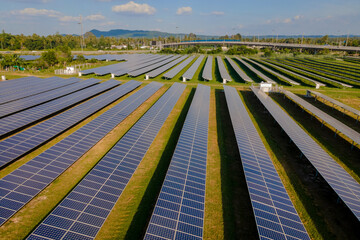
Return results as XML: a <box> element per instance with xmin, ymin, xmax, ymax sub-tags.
<box><xmin>111</xmin><ymin>73</ymin><xmax>115</xmax><ymax>79</ymax></box>
<box><xmin>259</xmin><ymin>82</ymin><xmax>273</xmax><ymax>93</ymax></box>
<box><xmin>64</xmin><ymin>67</ymin><xmax>75</xmax><ymax>74</ymax></box>
<box><xmin>182</xmin><ymin>77</ymin><xmax>187</xmax><ymax>82</ymax></box>
<box><xmin>78</xmin><ymin>72</ymin><xmax>82</xmax><ymax>77</ymax></box>
<box><xmin>1</xmin><ymin>76</ymin><xmax>6</xmax><ymax>81</ymax></box>
<box><xmin>145</xmin><ymin>75</ymin><xmax>150</xmax><ymax>80</ymax></box>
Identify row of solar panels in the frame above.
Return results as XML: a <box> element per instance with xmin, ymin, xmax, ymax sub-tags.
<box><xmin>0</xmin><ymin>76</ymin><xmax>310</xmax><ymax>240</ymax></box>
<box><xmin>1</xmin><ymin>76</ymin><xmax>359</xmax><ymax>239</ymax></box>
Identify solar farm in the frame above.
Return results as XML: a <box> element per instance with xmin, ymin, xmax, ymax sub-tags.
<box><xmin>1</xmin><ymin>54</ymin><xmax>360</xmax><ymax>240</ymax></box>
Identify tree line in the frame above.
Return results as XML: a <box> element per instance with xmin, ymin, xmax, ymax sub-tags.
<box><xmin>1</xmin><ymin>31</ymin><xmax>359</xmax><ymax>51</ymax></box>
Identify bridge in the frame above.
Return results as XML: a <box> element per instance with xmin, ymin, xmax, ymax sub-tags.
<box><xmin>161</xmin><ymin>40</ymin><xmax>360</xmax><ymax>52</ymax></box>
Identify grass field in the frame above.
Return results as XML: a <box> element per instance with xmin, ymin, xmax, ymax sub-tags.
<box><xmin>1</xmin><ymin>55</ymin><xmax>360</xmax><ymax>239</ymax></box>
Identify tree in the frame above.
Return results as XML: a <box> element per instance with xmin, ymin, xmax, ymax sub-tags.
<box><xmin>41</xmin><ymin>50</ymin><xmax>58</xmax><ymax>67</ymax></box>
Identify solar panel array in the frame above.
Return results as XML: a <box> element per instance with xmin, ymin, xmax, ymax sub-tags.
<box><xmin>112</xmin><ymin>55</ymin><xmax>170</xmax><ymax>77</ymax></box>
<box><xmin>283</xmin><ymin>60</ymin><xmax>353</xmax><ymax>88</ymax></box>
<box><xmin>223</xmin><ymin>86</ymin><xmax>310</xmax><ymax>240</ymax></box>
<box><xmin>272</xmin><ymin>60</ymin><xmax>343</xmax><ymax>87</ymax></box>
<box><xmin>264</xmin><ymin>60</ymin><xmax>325</xmax><ymax>87</ymax></box>
<box><xmin>0</xmin><ymin>80</ymin><xmax>142</xmax><ymax>168</ymax></box>
<box><xmin>163</xmin><ymin>56</ymin><xmax>195</xmax><ymax>79</ymax></box>
<box><xmin>182</xmin><ymin>55</ymin><xmax>205</xmax><ymax>81</ymax></box>
<box><xmin>20</xmin><ymin>55</ymin><xmax>41</xmax><ymax>61</ymax></box>
<box><xmin>0</xmin><ymin>80</ymin><xmax>119</xmax><ymax>137</ymax></box>
<box><xmin>307</xmin><ymin>90</ymin><xmax>360</xmax><ymax>118</ymax></box>
<box><xmin>251</xmin><ymin>86</ymin><xmax>360</xmax><ymax>221</ymax></box>
<box><xmin>146</xmin><ymin>55</ymin><xmax>188</xmax><ymax>78</ymax></box>
<box><xmin>144</xmin><ymin>84</ymin><xmax>210</xmax><ymax>240</ymax></box>
<box><xmin>0</xmin><ymin>82</ymin><xmax>163</xmax><ymax>226</ymax></box>
<box><xmin>202</xmin><ymin>56</ymin><xmax>213</xmax><ymax>81</ymax></box>
<box><xmin>0</xmin><ymin>76</ymin><xmax>44</xmax><ymax>96</ymax></box>
<box><xmin>129</xmin><ymin>55</ymin><xmax>180</xmax><ymax>77</ymax></box>
<box><xmin>225</xmin><ymin>56</ymin><xmax>253</xmax><ymax>82</ymax></box>
<box><xmin>282</xmin><ymin>89</ymin><xmax>360</xmax><ymax>146</ymax></box>
<box><xmin>216</xmin><ymin>56</ymin><xmax>232</xmax><ymax>83</ymax></box>
<box><xmin>244</xmin><ymin>58</ymin><xmax>300</xmax><ymax>85</ymax></box>
<box><xmin>0</xmin><ymin>78</ymin><xmax>100</xmax><ymax>118</ymax></box>
<box><xmin>0</xmin><ymin>77</ymin><xmax>79</xmax><ymax>105</ymax></box>
<box><xmin>235</xmin><ymin>57</ymin><xmax>276</xmax><ymax>84</ymax></box>
<box><xmin>27</xmin><ymin>82</ymin><xmax>186</xmax><ymax>240</ymax></box>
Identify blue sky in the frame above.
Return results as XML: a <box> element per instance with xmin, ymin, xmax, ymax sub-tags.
<box><xmin>0</xmin><ymin>0</ymin><xmax>359</xmax><ymax>36</ymax></box>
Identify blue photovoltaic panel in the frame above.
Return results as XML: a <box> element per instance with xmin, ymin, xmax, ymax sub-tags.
<box><xmin>202</xmin><ymin>56</ymin><xmax>213</xmax><ymax>81</ymax></box>
<box><xmin>282</xmin><ymin>89</ymin><xmax>360</xmax><ymax>147</ymax></box>
<box><xmin>0</xmin><ymin>79</ymin><xmax>100</xmax><ymax>118</ymax></box>
<box><xmin>251</xmin><ymin>86</ymin><xmax>360</xmax><ymax>221</ymax></box>
<box><xmin>146</xmin><ymin>55</ymin><xmax>188</xmax><ymax>78</ymax></box>
<box><xmin>244</xmin><ymin>58</ymin><xmax>300</xmax><ymax>85</ymax></box>
<box><xmin>163</xmin><ymin>56</ymin><xmax>195</xmax><ymax>79</ymax></box>
<box><xmin>129</xmin><ymin>55</ymin><xmax>179</xmax><ymax>77</ymax></box>
<box><xmin>0</xmin><ymin>82</ymin><xmax>163</xmax><ymax>226</ymax></box>
<box><xmin>225</xmin><ymin>56</ymin><xmax>253</xmax><ymax>83</ymax></box>
<box><xmin>144</xmin><ymin>84</ymin><xmax>210</xmax><ymax>240</ymax></box>
<box><xmin>112</xmin><ymin>55</ymin><xmax>168</xmax><ymax>77</ymax></box>
<box><xmin>0</xmin><ymin>80</ymin><xmax>142</xmax><ymax>168</ymax></box>
<box><xmin>0</xmin><ymin>77</ymin><xmax>48</xmax><ymax>97</ymax></box>
<box><xmin>0</xmin><ymin>77</ymin><xmax>79</xmax><ymax>105</ymax></box>
<box><xmin>307</xmin><ymin>90</ymin><xmax>360</xmax><ymax>118</ymax></box>
<box><xmin>182</xmin><ymin>55</ymin><xmax>205</xmax><ymax>81</ymax></box>
<box><xmin>0</xmin><ymin>80</ymin><xmax>120</xmax><ymax>137</ymax></box>
<box><xmin>235</xmin><ymin>58</ymin><xmax>276</xmax><ymax>84</ymax></box>
<box><xmin>216</xmin><ymin>56</ymin><xmax>232</xmax><ymax>82</ymax></box>
<box><xmin>223</xmin><ymin>86</ymin><xmax>310</xmax><ymax>240</ymax></box>
<box><xmin>27</xmin><ymin>82</ymin><xmax>186</xmax><ymax>240</ymax></box>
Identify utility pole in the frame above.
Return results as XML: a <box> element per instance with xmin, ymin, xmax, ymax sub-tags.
<box><xmin>79</xmin><ymin>15</ymin><xmax>84</xmax><ymax>52</ymax></box>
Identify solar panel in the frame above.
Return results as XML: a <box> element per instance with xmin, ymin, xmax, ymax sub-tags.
<box><xmin>202</xmin><ymin>56</ymin><xmax>213</xmax><ymax>81</ymax></box>
<box><xmin>182</xmin><ymin>55</ymin><xmax>205</xmax><ymax>81</ymax></box>
<box><xmin>0</xmin><ymin>76</ymin><xmax>44</xmax><ymax>96</ymax></box>
<box><xmin>244</xmin><ymin>58</ymin><xmax>300</xmax><ymax>85</ymax></box>
<box><xmin>285</xmin><ymin>59</ymin><xmax>356</xmax><ymax>86</ymax></box>
<box><xmin>129</xmin><ymin>55</ymin><xmax>180</xmax><ymax>77</ymax></box>
<box><xmin>235</xmin><ymin>57</ymin><xmax>276</xmax><ymax>84</ymax></box>
<box><xmin>0</xmin><ymin>80</ymin><xmax>142</xmax><ymax>168</ymax></box>
<box><xmin>20</xmin><ymin>55</ymin><xmax>40</xmax><ymax>61</ymax></box>
<box><xmin>163</xmin><ymin>56</ymin><xmax>195</xmax><ymax>79</ymax></box>
<box><xmin>270</xmin><ymin>60</ymin><xmax>347</xmax><ymax>87</ymax></box>
<box><xmin>225</xmin><ymin>56</ymin><xmax>253</xmax><ymax>82</ymax></box>
<box><xmin>0</xmin><ymin>79</ymin><xmax>100</xmax><ymax>118</ymax></box>
<box><xmin>0</xmin><ymin>82</ymin><xmax>163</xmax><ymax>226</ymax></box>
<box><xmin>307</xmin><ymin>90</ymin><xmax>360</xmax><ymax>119</ymax></box>
<box><xmin>0</xmin><ymin>80</ymin><xmax>120</xmax><ymax>137</ymax></box>
<box><xmin>223</xmin><ymin>86</ymin><xmax>310</xmax><ymax>240</ymax></box>
<box><xmin>251</xmin><ymin>86</ymin><xmax>360</xmax><ymax>221</ymax></box>
<box><xmin>111</xmin><ymin>55</ymin><xmax>168</xmax><ymax>77</ymax></box>
<box><xmin>146</xmin><ymin>55</ymin><xmax>188</xmax><ymax>79</ymax></box>
<box><xmin>144</xmin><ymin>84</ymin><xmax>210</xmax><ymax>240</ymax></box>
<box><xmin>0</xmin><ymin>77</ymin><xmax>79</xmax><ymax>105</ymax></box>
<box><xmin>282</xmin><ymin>89</ymin><xmax>360</xmax><ymax>147</ymax></box>
<box><xmin>27</xmin><ymin>82</ymin><xmax>186</xmax><ymax>240</ymax></box>
<box><xmin>216</xmin><ymin>56</ymin><xmax>232</xmax><ymax>83</ymax></box>
<box><xmin>263</xmin><ymin>60</ymin><xmax>325</xmax><ymax>87</ymax></box>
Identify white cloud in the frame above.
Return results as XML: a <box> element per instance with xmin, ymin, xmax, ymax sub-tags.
<box><xmin>85</xmin><ymin>14</ymin><xmax>105</xmax><ymax>21</ymax></box>
<box><xmin>11</xmin><ymin>8</ymin><xmax>61</xmax><ymax>17</ymax></box>
<box><xmin>112</xmin><ymin>1</ymin><xmax>156</xmax><ymax>15</ymax></box>
<box><xmin>98</xmin><ymin>21</ymin><xmax>116</xmax><ymax>26</ymax></box>
<box><xmin>59</xmin><ymin>15</ymin><xmax>79</xmax><ymax>22</ymax></box>
<box><xmin>211</xmin><ymin>11</ymin><xmax>224</xmax><ymax>16</ymax></box>
<box><xmin>176</xmin><ymin>7</ymin><xmax>192</xmax><ymax>15</ymax></box>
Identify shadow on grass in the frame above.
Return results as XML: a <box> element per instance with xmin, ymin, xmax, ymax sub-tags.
<box><xmin>214</xmin><ymin>59</ymin><xmax>223</xmax><ymax>84</ymax></box>
<box><xmin>215</xmin><ymin>89</ymin><xmax>258</xmax><ymax>239</ymax></box>
<box><xmin>124</xmin><ymin>88</ymin><xmax>195</xmax><ymax>240</ymax></box>
<box><xmin>233</xmin><ymin>58</ymin><xmax>263</xmax><ymax>83</ymax></box>
<box><xmin>224</xmin><ymin>57</ymin><xmax>243</xmax><ymax>83</ymax></box>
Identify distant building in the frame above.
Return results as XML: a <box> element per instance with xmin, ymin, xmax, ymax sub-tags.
<box><xmin>111</xmin><ymin>44</ymin><xmax>127</xmax><ymax>49</ymax></box>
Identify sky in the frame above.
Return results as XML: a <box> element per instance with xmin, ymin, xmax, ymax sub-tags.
<box><xmin>0</xmin><ymin>0</ymin><xmax>359</xmax><ymax>36</ymax></box>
